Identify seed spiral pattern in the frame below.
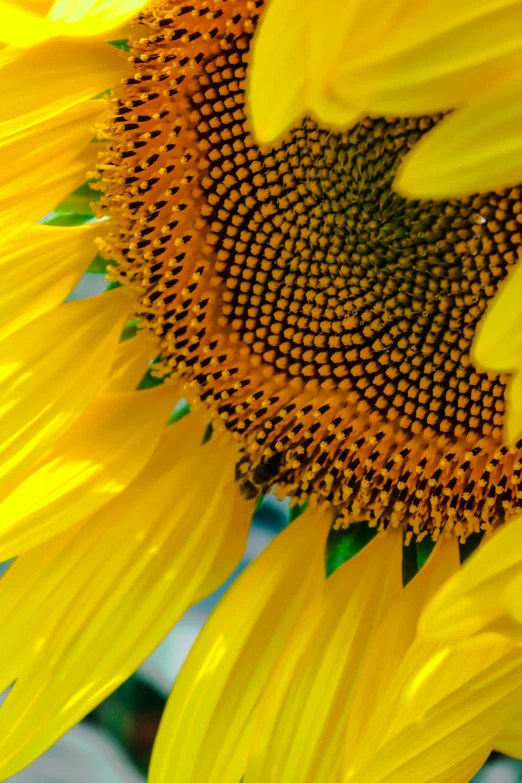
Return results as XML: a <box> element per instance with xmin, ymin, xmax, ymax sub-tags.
<box><xmin>98</xmin><ymin>0</ymin><xmax>522</xmax><ymax>540</ymax></box>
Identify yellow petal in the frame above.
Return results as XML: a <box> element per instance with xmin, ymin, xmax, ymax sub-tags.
<box><xmin>0</xmin><ymin>1</ymin><xmax>51</xmax><ymax>46</ymax></box>
<box><xmin>248</xmin><ymin>0</ymin><xmax>308</xmax><ymax>144</ymax></box>
<box><xmin>343</xmin><ymin>634</ymin><xmax>522</xmax><ymax>783</ymax></box>
<box><xmin>505</xmin><ymin>371</ymin><xmax>522</xmax><ymax>445</ymax></box>
<box><xmin>149</xmin><ymin>508</ymin><xmax>331</xmax><ymax>783</ymax></box>
<box><xmin>102</xmin><ymin>331</ymin><xmax>157</xmax><ymax>393</ymax></box>
<box><xmin>0</xmin><ymin>288</ymin><xmax>129</xmax><ymax>495</ymax></box>
<box><xmin>0</xmin><ymin>384</ymin><xmax>176</xmax><ymax>559</ymax></box>
<box><xmin>472</xmin><ymin>258</ymin><xmax>522</xmax><ymax>373</ymax></box>
<box><xmin>333</xmin><ymin>1</ymin><xmax>522</xmax><ymax>117</ymax></box>
<box><xmin>0</xmin><ymin>0</ymin><xmax>146</xmax><ymax>44</ymax></box>
<box><xmin>0</xmin><ymin>39</ymin><xmax>127</xmax><ymax>139</ymax></box>
<box><xmin>0</xmin><ymin>223</ymin><xmax>99</xmax><ymax>339</ymax></box>
<box><xmin>0</xmin><ymin>99</ymin><xmax>103</xmax><ymax>203</ymax></box>
<box><xmin>343</xmin><ymin>537</ymin><xmax>460</xmax><ymax>771</ymax></box>
<box><xmin>244</xmin><ymin>532</ymin><xmax>403</xmax><ymax>783</ymax></box>
<box><xmin>47</xmin><ymin>0</ymin><xmax>147</xmax><ymax>37</ymax></box>
<box><xmin>0</xmin><ymin>144</ymin><xmax>97</xmax><ymax>243</ymax></box>
<box><xmin>0</xmin><ymin>415</ymin><xmax>252</xmax><ymax>780</ymax></box>
<box><xmin>396</xmin><ymin>72</ymin><xmax>522</xmax><ymax>198</ymax></box>
<box><xmin>495</xmin><ymin>705</ymin><xmax>522</xmax><ymax>759</ymax></box>
<box><xmin>420</xmin><ymin>515</ymin><xmax>522</xmax><ymax>642</ymax></box>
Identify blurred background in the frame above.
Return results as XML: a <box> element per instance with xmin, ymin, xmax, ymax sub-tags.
<box><xmin>5</xmin><ymin>248</ymin><xmax>520</xmax><ymax>782</ymax></box>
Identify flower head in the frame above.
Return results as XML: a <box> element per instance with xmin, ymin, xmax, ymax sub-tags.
<box><xmin>1</xmin><ymin>0</ymin><xmax>522</xmax><ymax>780</ymax></box>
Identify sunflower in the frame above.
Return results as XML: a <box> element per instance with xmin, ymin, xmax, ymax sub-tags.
<box><xmin>1</xmin><ymin>0</ymin><xmax>522</xmax><ymax>780</ymax></box>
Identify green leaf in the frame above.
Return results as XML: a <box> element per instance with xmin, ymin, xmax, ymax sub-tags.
<box><xmin>325</xmin><ymin>521</ymin><xmax>377</xmax><ymax>578</ymax></box>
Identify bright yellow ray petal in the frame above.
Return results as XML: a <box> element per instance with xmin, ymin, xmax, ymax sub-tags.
<box><xmin>0</xmin><ymin>100</ymin><xmax>103</xmax><ymax>202</ymax></box>
<box><xmin>248</xmin><ymin>0</ymin><xmax>308</xmax><ymax>144</ymax></box>
<box><xmin>102</xmin><ymin>331</ymin><xmax>157</xmax><ymax>393</ymax></box>
<box><xmin>505</xmin><ymin>371</ymin><xmax>522</xmax><ymax>445</ymax></box>
<box><xmin>396</xmin><ymin>72</ymin><xmax>522</xmax><ymax>198</ymax></box>
<box><xmin>0</xmin><ymin>288</ymin><xmax>129</xmax><ymax>495</ymax></box>
<box><xmin>244</xmin><ymin>532</ymin><xmax>403</xmax><ymax>783</ymax></box>
<box><xmin>149</xmin><ymin>508</ymin><xmax>331</xmax><ymax>783</ymax></box>
<box><xmin>0</xmin><ymin>39</ymin><xmax>127</xmax><ymax>139</ymax></box>
<box><xmin>333</xmin><ymin>1</ymin><xmax>522</xmax><ymax>117</ymax></box>
<box><xmin>495</xmin><ymin>706</ymin><xmax>522</xmax><ymax>759</ymax></box>
<box><xmin>0</xmin><ymin>415</ymin><xmax>253</xmax><ymax>780</ymax></box>
<box><xmin>0</xmin><ymin>223</ymin><xmax>99</xmax><ymax>339</ymax></box>
<box><xmin>0</xmin><ymin>384</ymin><xmax>177</xmax><ymax>559</ymax></box>
<box><xmin>0</xmin><ymin>145</ymin><xmax>97</xmax><ymax>243</ymax></box>
<box><xmin>0</xmin><ymin>0</ymin><xmax>146</xmax><ymax>44</ymax></box>
<box><xmin>421</xmin><ymin>515</ymin><xmax>522</xmax><ymax>642</ymax></box>
<box><xmin>343</xmin><ymin>537</ymin><xmax>460</xmax><ymax>772</ymax></box>
<box><xmin>0</xmin><ymin>1</ymin><xmax>51</xmax><ymax>46</ymax></box>
<box><xmin>472</xmin><ymin>258</ymin><xmax>522</xmax><ymax>372</ymax></box>
<box><xmin>343</xmin><ymin>634</ymin><xmax>522</xmax><ymax>783</ymax></box>
<box><xmin>47</xmin><ymin>0</ymin><xmax>147</xmax><ymax>36</ymax></box>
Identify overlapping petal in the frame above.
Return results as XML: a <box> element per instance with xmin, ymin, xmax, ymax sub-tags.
<box><xmin>0</xmin><ymin>288</ymin><xmax>129</xmax><ymax>494</ymax></box>
<box><xmin>149</xmin><ymin>508</ymin><xmax>331</xmax><ymax>783</ymax></box>
<box><xmin>421</xmin><ymin>514</ymin><xmax>522</xmax><ymax>642</ymax></box>
<box><xmin>0</xmin><ymin>38</ymin><xmax>128</xmax><ymax>139</ymax></box>
<box><xmin>243</xmin><ymin>532</ymin><xmax>404</xmax><ymax>783</ymax></box>
<box><xmin>250</xmin><ymin>0</ymin><xmax>522</xmax><ymax>167</ymax></box>
<box><xmin>0</xmin><ymin>384</ymin><xmax>177</xmax><ymax>559</ymax></box>
<box><xmin>0</xmin><ymin>0</ymin><xmax>147</xmax><ymax>45</ymax></box>
<box><xmin>0</xmin><ymin>223</ymin><xmax>100</xmax><ymax>339</ymax></box>
<box><xmin>0</xmin><ymin>414</ymin><xmax>252</xmax><ymax>780</ymax></box>
<box><xmin>472</xmin><ymin>259</ymin><xmax>522</xmax><ymax>443</ymax></box>
<box><xmin>397</xmin><ymin>71</ymin><xmax>522</xmax><ymax>198</ymax></box>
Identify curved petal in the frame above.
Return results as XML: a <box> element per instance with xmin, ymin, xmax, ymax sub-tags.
<box><xmin>0</xmin><ymin>384</ymin><xmax>177</xmax><ymax>559</ymax></box>
<box><xmin>0</xmin><ymin>39</ymin><xmax>127</xmax><ymax>139</ymax></box>
<box><xmin>149</xmin><ymin>508</ymin><xmax>331</xmax><ymax>783</ymax></box>
<box><xmin>0</xmin><ymin>144</ymin><xmax>98</xmax><ymax>243</ymax></box>
<box><xmin>248</xmin><ymin>0</ymin><xmax>309</xmax><ymax>144</ymax></box>
<box><xmin>472</xmin><ymin>258</ymin><xmax>522</xmax><ymax>373</ymax></box>
<box><xmin>0</xmin><ymin>0</ymin><xmax>146</xmax><ymax>45</ymax></box>
<box><xmin>0</xmin><ymin>100</ymin><xmax>103</xmax><ymax>202</ymax></box>
<box><xmin>244</xmin><ymin>533</ymin><xmax>403</xmax><ymax>783</ymax></box>
<box><xmin>495</xmin><ymin>706</ymin><xmax>522</xmax><ymax>759</ymax></box>
<box><xmin>0</xmin><ymin>223</ymin><xmax>100</xmax><ymax>339</ymax></box>
<box><xmin>420</xmin><ymin>514</ymin><xmax>522</xmax><ymax>642</ymax></box>
<box><xmin>396</xmin><ymin>71</ymin><xmax>522</xmax><ymax>198</ymax></box>
<box><xmin>343</xmin><ymin>634</ymin><xmax>522</xmax><ymax>783</ymax></box>
<box><xmin>333</xmin><ymin>0</ymin><xmax>522</xmax><ymax>116</ymax></box>
<box><xmin>0</xmin><ymin>415</ymin><xmax>252</xmax><ymax>780</ymax></box>
<box><xmin>102</xmin><ymin>331</ymin><xmax>157</xmax><ymax>393</ymax></box>
<box><xmin>0</xmin><ymin>288</ymin><xmax>130</xmax><ymax>494</ymax></box>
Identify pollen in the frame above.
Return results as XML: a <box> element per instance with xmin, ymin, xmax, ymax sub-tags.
<box><xmin>97</xmin><ymin>0</ymin><xmax>522</xmax><ymax>541</ymax></box>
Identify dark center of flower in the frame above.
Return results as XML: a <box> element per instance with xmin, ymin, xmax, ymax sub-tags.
<box><xmin>98</xmin><ymin>0</ymin><xmax>522</xmax><ymax>541</ymax></box>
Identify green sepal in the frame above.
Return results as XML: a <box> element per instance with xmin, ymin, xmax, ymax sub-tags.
<box><xmin>325</xmin><ymin>521</ymin><xmax>377</xmax><ymax>578</ymax></box>
<box><xmin>110</xmin><ymin>39</ymin><xmax>131</xmax><ymax>51</ymax></box>
<box><xmin>168</xmin><ymin>403</ymin><xmax>191</xmax><ymax>425</ymax></box>
<box><xmin>459</xmin><ymin>531</ymin><xmax>484</xmax><ymax>563</ymax></box>
<box><xmin>289</xmin><ymin>499</ymin><xmax>308</xmax><ymax>523</ymax></box>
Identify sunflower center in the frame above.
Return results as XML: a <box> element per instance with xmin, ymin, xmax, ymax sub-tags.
<box><xmin>98</xmin><ymin>0</ymin><xmax>522</xmax><ymax>540</ymax></box>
